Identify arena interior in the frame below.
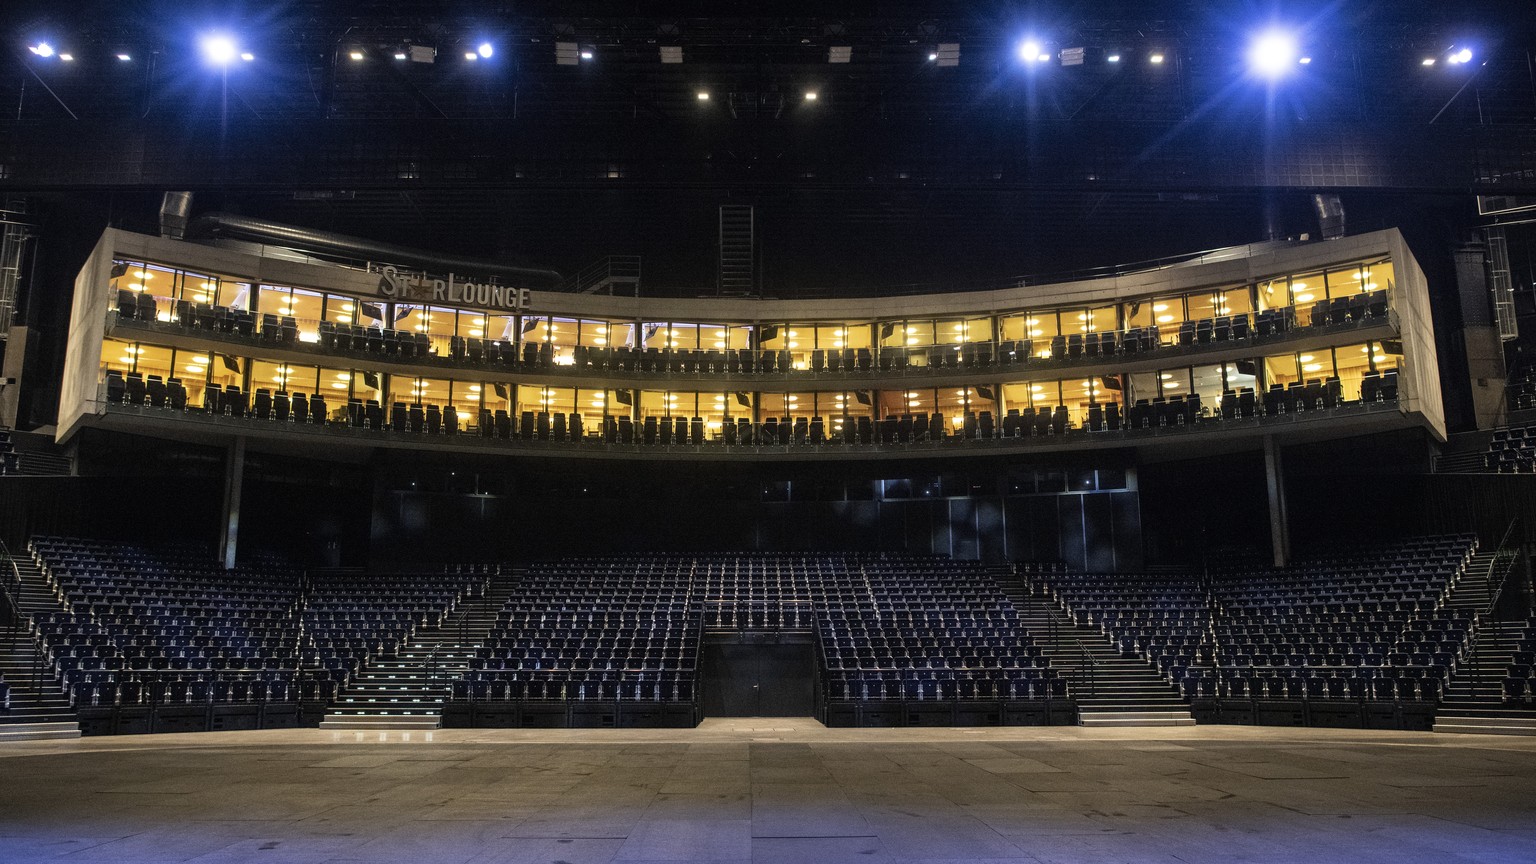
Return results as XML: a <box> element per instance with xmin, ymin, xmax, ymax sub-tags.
<box><xmin>3</xmin><ymin>2</ymin><xmax>1536</xmax><ymax>862</ymax></box>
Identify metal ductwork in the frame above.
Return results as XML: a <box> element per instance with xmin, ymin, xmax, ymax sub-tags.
<box><xmin>1311</xmin><ymin>193</ymin><xmax>1346</xmax><ymax>240</ymax></box>
<box><xmin>159</xmin><ymin>192</ymin><xmax>194</xmax><ymax>240</ymax></box>
<box><xmin>185</xmin><ymin>211</ymin><xmax>564</xmax><ymax>289</ymax></box>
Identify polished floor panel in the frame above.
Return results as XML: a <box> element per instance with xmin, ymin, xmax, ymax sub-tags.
<box><xmin>1</xmin><ymin>719</ymin><xmax>1534</xmax><ymax>863</ymax></box>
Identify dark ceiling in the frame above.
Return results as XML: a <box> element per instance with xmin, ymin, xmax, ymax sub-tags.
<box><xmin>3</xmin><ymin>1</ymin><xmax>1534</xmax><ymax>295</ymax></box>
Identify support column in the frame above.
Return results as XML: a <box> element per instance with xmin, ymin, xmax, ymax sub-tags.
<box><xmin>219</xmin><ymin>436</ymin><xmax>246</xmax><ymax>570</ymax></box>
<box><xmin>1263</xmin><ymin>435</ymin><xmax>1290</xmax><ymax>567</ymax></box>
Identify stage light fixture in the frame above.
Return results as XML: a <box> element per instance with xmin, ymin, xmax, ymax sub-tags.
<box><xmin>239</xmin><ymin>52</ymin><xmax>254</xmax><ymax>62</ymax></box>
<box><xmin>29</xmin><ymin>42</ymin><xmax>54</xmax><ymax>58</ymax></box>
<box><xmin>696</xmin><ymin>90</ymin><xmax>709</xmax><ymax>101</ymax></box>
<box><xmin>201</xmin><ymin>34</ymin><xmax>238</xmax><ymax>65</ymax></box>
<box><xmin>1421</xmin><ymin>57</ymin><xmax>1436</xmax><ymax>66</ymax></box>
<box><xmin>464</xmin><ymin>51</ymin><xmax>478</xmax><ymax>61</ymax></box>
<box><xmin>348</xmin><ymin>50</ymin><xmax>364</xmax><ymax>61</ymax></box>
<box><xmin>478</xmin><ymin>42</ymin><xmax>493</xmax><ymax>58</ymax></box>
<box><xmin>804</xmin><ymin>90</ymin><xmax>818</xmax><ymax>101</ymax></box>
<box><xmin>116</xmin><ymin>53</ymin><xmax>131</xmax><ymax>61</ymax></box>
<box><xmin>580</xmin><ymin>47</ymin><xmax>594</xmax><ymax>60</ymax></box>
<box><xmin>1106</xmin><ymin>53</ymin><xmax>1121</xmax><ymax>63</ymax></box>
<box><xmin>927</xmin><ymin>51</ymin><xmax>937</xmax><ymax>61</ymax></box>
<box><xmin>59</xmin><ymin>53</ymin><xmax>74</xmax><ymax>62</ymax></box>
<box><xmin>1018</xmin><ymin>40</ymin><xmax>1042</xmax><ymax>62</ymax></box>
<box><xmin>394</xmin><ymin>50</ymin><xmax>407</xmax><ymax>60</ymax></box>
<box><xmin>1149</xmin><ymin>52</ymin><xmax>1165</xmax><ymax>64</ymax></box>
<box><xmin>1447</xmin><ymin>47</ymin><xmax>1472</xmax><ymax>64</ymax></box>
<box><xmin>1248</xmin><ymin>30</ymin><xmax>1299</xmax><ymax>78</ymax></box>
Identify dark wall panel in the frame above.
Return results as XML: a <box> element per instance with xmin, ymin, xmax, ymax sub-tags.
<box><xmin>1084</xmin><ymin>493</ymin><xmax>1114</xmax><ymax>572</ymax></box>
<box><xmin>1057</xmin><ymin>496</ymin><xmax>1087</xmax><ymax>571</ymax></box>
<box><xmin>950</xmin><ymin>498</ymin><xmax>978</xmax><ymax>561</ymax></box>
<box><xmin>1111</xmin><ymin>491</ymin><xmax>1144</xmax><ymax>571</ymax></box>
<box><xmin>366</xmin><ymin>486</ymin><xmax>1141</xmax><ymax>568</ymax></box>
<box><xmin>977</xmin><ymin>499</ymin><xmax>1006</xmax><ymax>563</ymax></box>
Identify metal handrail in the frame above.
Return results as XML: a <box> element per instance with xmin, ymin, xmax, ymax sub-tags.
<box><xmin>1468</xmin><ymin>522</ymin><xmax>1520</xmax><ymax>702</ymax></box>
<box><xmin>1484</xmin><ymin>518</ymin><xmax>1522</xmax><ymax>617</ymax></box>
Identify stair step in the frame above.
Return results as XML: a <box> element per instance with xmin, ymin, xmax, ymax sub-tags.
<box><xmin>1433</xmin><ymin>715</ymin><xmax>1536</xmax><ymax>736</ymax></box>
<box><xmin>319</xmin><ymin>716</ymin><xmax>441</xmax><ymax>730</ymax></box>
<box><xmin>1080</xmin><ymin>711</ymin><xmax>1196</xmax><ymax>727</ymax></box>
<box><xmin>0</xmin><ymin>721</ymin><xmax>81</xmax><ymax>740</ymax></box>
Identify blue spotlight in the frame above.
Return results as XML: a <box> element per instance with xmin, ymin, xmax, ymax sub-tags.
<box><xmin>1017</xmin><ymin>40</ymin><xmax>1042</xmax><ymax>63</ymax></box>
<box><xmin>29</xmin><ymin>42</ymin><xmax>55</xmax><ymax>58</ymax></box>
<box><xmin>477</xmin><ymin>42</ymin><xmax>493</xmax><ymax>59</ymax></box>
<box><xmin>1446</xmin><ymin>47</ymin><xmax>1473</xmax><ymax>64</ymax></box>
<box><xmin>1248</xmin><ymin>29</ymin><xmax>1299</xmax><ymax>78</ymax></box>
<box><xmin>200</xmin><ymin>34</ymin><xmax>239</xmax><ymax>65</ymax></box>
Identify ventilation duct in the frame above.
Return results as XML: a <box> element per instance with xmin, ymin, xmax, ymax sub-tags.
<box><xmin>159</xmin><ymin>191</ymin><xmax>194</xmax><ymax>240</ymax></box>
<box><xmin>185</xmin><ymin>212</ymin><xmax>563</xmax><ymax>289</ymax></box>
<box><xmin>1311</xmin><ymin>194</ymin><xmax>1345</xmax><ymax>240</ymax></box>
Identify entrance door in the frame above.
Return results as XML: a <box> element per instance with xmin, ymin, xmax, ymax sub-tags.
<box><xmin>701</xmin><ymin>639</ymin><xmax>814</xmax><ymax>717</ymax></box>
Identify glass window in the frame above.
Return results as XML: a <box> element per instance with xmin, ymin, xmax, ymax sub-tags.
<box><xmin>1087</xmin><ymin>305</ymin><xmax>1117</xmax><ymax>336</ymax></box>
<box><xmin>1298</xmin><ymin>350</ymin><xmax>1331</xmax><ymax>382</ymax></box>
<box><xmin>1123</xmin><ymin>298</ymin><xmax>1153</xmax><ymax>331</ymax></box>
<box><xmin>1255</xmin><ymin>277</ymin><xmax>1287</xmax><ymax>312</ymax></box>
<box><xmin>1191</xmin><ymin>363</ymin><xmax>1225</xmax><ymax>410</ymax></box>
<box><xmin>320</xmin><ymin>367</ymin><xmax>353</xmax><ymax>402</ymax></box>
<box><xmin>474</xmin><ymin>380</ymin><xmax>510</xmax><ymax>418</ymax></box>
<box><xmin>1264</xmin><ymin>354</ymin><xmax>1301</xmax><ymax>391</ymax></box>
<box><xmin>1150</xmin><ymin>297</ymin><xmax>1183</xmax><ymax>340</ymax></box>
<box><xmin>1216</xmin><ymin>286</ymin><xmax>1253</xmax><ymax>317</ymax></box>
<box><xmin>1224</xmin><ymin>360</ymin><xmax>1259</xmax><ymax>395</ymax></box>
<box><xmin>999</xmin><ymin>313</ymin><xmax>1030</xmax><ymax>342</ymax></box>
<box><xmin>761</xmin><ymin>392</ymin><xmax>790</xmax><ymax>419</ymax></box>
<box><xmin>1160</xmin><ymin>369</ymin><xmax>1191</xmax><ymax>398</ymax></box>
<box><xmin>637</xmin><ymin>389</ymin><xmax>669</xmax><ymax>419</ymax></box>
<box><xmin>326</xmin><ymin>294</ymin><xmax>359</xmax><ymax>327</ymax></box>
<box><xmin>1126</xmin><ymin>371</ymin><xmax>1159</xmax><ymax>405</ymax></box>
<box><xmin>101</xmin><ymin>338</ymin><xmax>140</xmax><ymax>376</ymax></box>
<box><xmin>450</xmin><ymin>381</ymin><xmax>484</xmax><ymax>415</ymax></box>
<box><xmin>902</xmin><ymin>320</ymin><xmax>935</xmax><ymax>351</ymax></box>
<box><xmin>1289</xmin><ymin>273</ymin><xmax>1325</xmax><ymax>324</ymax></box>
<box><xmin>1027</xmin><ymin>312</ymin><xmax>1059</xmax><ymax>357</ymax></box>
<box><xmin>251</xmin><ymin>359</ymin><xmax>307</xmax><ymax>394</ymax></box>
<box><xmin>599</xmin><ymin>321</ymin><xmax>633</xmax><ymax>349</ymax></box>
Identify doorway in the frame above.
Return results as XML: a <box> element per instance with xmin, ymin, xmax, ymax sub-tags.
<box><xmin>701</xmin><ymin>633</ymin><xmax>815</xmax><ymax>717</ymax></box>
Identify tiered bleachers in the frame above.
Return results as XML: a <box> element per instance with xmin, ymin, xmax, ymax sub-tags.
<box><xmin>1484</xmin><ymin>424</ymin><xmax>1536</xmax><ymax>473</ymax></box>
<box><xmin>457</xmin><ymin>557</ymin><xmax>699</xmax><ymax>706</ymax></box>
<box><xmin>1036</xmin><ymin>535</ymin><xmax>1480</xmax><ymax>727</ymax></box>
<box><xmin>1508</xmin><ymin>365</ymin><xmax>1536</xmax><ymax>412</ymax></box>
<box><xmin>818</xmin><ymin>558</ymin><xmax>1062</xmax><ymax>706</ymax></box>
<box><xmin>28</xmin><ymin>537</ymin><xmax>304</xmax><ymax>710</ymax></box>
<box><xmin>297</xmin><ymin>570</ymin><xmax>482</xmax><ymax>702</ymax></box>
<box><xmin>1199</xmin><ymin>535</ymin><xmax>1476</xmax><ymax>704</ymax></box>
<box><xmin>698</xmin><ymin>556</ymin><xmax>817</xmax><ymax>631</ymax></box>
<box><xmin>0</xmin><ymin>427</ymin><xmax>18</xmax><ymax>475</ymax></box>
<box><xmin>1502</xmin><ymin>622</ymin><xmax>1536</xmax><ymax>704</ymax></box>
<box><xmin>1042</xmin><ymin>573</ymin><xmax>1214</xmax><ymax>687</ymax></box>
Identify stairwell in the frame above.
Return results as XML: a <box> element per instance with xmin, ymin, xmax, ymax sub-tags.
<box><xmin>999</xmin><ymin>569</ymin><xmax>1194</xmax><ymax>727</ymax></box>
<box><xmin>320</xmin><ymin>574</ymin><xmax>519</xmax><ymax>730</ymax></box>
<box><xmin>1434</xmin><ymin>552</ymin><xmax>1536</xmax><ymax>735</ymax></box>
<box><xmin>0</xmin><ymin>550</ymin><xmax>82</xmax><ymax>740</ymax></box>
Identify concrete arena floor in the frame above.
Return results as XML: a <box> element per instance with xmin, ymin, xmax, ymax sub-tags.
<box><xmin>1</xmin><ymin>720</ymin><xmax>1534</xmax><ymax>863</ymax></box>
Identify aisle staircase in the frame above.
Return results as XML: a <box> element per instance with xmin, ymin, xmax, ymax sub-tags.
<box><xmin>1001</xmin><ymin>570</ymin><xmax>1194</xmax><ymax>727</ymax></box>
<box><xmin>1434</xmin><ymin>551</ymin><xmax>1536</xmax><ymax>735</ymax></box>
<box><xmin>320</xmin><ymin>575</ymin><xmax>518</xmax><ymax>730</ymax></box>
<box><xmin>0</xmin><ymin>550</ymin><xmax>82</xmax><ymax>739</ymax></box>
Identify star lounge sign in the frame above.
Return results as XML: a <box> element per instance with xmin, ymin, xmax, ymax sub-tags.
<box><xmin>374</xmin><ymin>265</ymin><xmax>532</xmax><ymax>312</ymax></box>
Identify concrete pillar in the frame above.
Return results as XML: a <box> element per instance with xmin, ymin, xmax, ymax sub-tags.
<box><xmin>1263</xmin><ymin>435</ymin><xmax>1290</xmax><ymax>567</ymax></box>
<box><xmin>219</xmin><ymin>436</ymin><xmax>246</xmax><ymax>570</ymax></box>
